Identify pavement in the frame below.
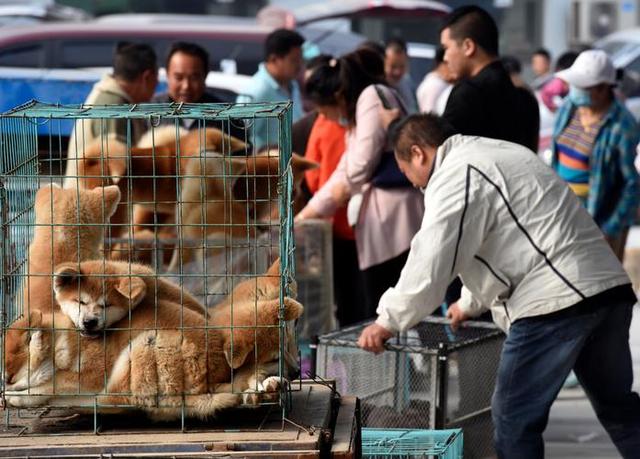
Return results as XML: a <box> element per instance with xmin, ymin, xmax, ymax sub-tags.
<box><xmin>543</xmin><ymin>227</ymin><xmax>640</xmax><ymax>458</ymax></box>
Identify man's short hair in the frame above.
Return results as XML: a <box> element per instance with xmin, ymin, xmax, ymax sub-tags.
<box><xmin>441</xmin><ymin>5</ymin><xmax>499</xmax><ymax>57</ymax></box>
<box><xmin>555</xmin><ymin>51</ymin><xmax>579</xmax><ymax>71</ymax></box>
<box><xmin>166</xmin><ymin>41</ymin><xmax>209</xmax><ymax>74</ymax></box>
<box><xmin>385</xmin><ymin>37</ymin><xmax>408</xmax><ymax>55</ymax></box>
<box><xmin>533</xmin><ymin>48</ymin><xmax>551</xmax><ymax>61</ymax></box>
<box><xmin>113</xmin><ymin>42</ymin><xmax>157</xmax><ymax>81</ymax></box>
<box><xmin>392</xmin><ymin>113</ymin><xmax>457</xmax><ymax>160</ymax></box>
<box><xmin>501</xmin><ymin>55</ymin><xmax>522</xmax><ymax>75</ymax></box>
<box><xmin>264</xmin><ymin>28</ymin><xmax>304</xmax><ymax>60</ymax></box>
<box><xmin>357</xmin><ymin>40</ymin><xmax>385</xmax><ymax>59</ymax></box>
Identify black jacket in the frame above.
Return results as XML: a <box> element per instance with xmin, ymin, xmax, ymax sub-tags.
<box><xmin>152</xmin><ymin>91</ymin><xmax>248</xmax><ymax>150</ymax></box>
<box><xmin>442</xmin><ymin>61</ymin><xmax>540</xmax><ymax>152</ymax></box>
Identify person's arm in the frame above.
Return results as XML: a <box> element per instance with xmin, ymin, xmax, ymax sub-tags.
<box><xmin>374</xmin><ymin>162</ymin><xmax>492</xmax><ymax>334</ymax></box>
<box><xmin>343</xmin><ymin>85</ymin><xmax>391</xmax><ymax>189</ymax></box>
<box><xmin>601</xmin><ymin>122</ymin><xmax>640</xmax><ymax>237</ymax></box>
<box><xmin>297</xmin><ymin>86</ymin><xmax>390</xmax><ymax>219</ymax></box>
<box><xmin>457</xmin><ymin>285</ymin><xmax>489</xmax><ymax>318</ymax></box>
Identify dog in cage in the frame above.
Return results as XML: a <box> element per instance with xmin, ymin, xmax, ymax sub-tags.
<box><xmin>23</xmin><ymin>183</ymin><xmax>121</xmax><ymax>315</ymax></box>
<box><xmin>170</xmin><ymin>149</ymin><xmax>317</xmax><ymax>272</ymax></box>
<box><xmin>75</xmin><ymin>126</ymin><xmax>247</xmax><ymax>237</ymax></box>
<box><xmin>53</xmin><ymin>260</ymin><xmax>206</xmax><ymax>336</ymax></box>
<box><xmin>4</xmin><ymin>259</ymin><xmax>304</xmax><ymax>420</ymax></box>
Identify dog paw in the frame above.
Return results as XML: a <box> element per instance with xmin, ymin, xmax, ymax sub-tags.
<box><xmin>4</xmin><ymin>391</ymin><xmax>47</xmax><ymax>408</ymax></box>
<box><xmin>241</xmin><ymin>376</ymin><xmax>287</xmax><ymax>405</ymax></box>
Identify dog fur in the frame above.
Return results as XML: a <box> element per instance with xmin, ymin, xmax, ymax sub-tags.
<box><xmin>23</xmin><ymin>184</ymin><xmax>121</xmax><ymax>314</ymax></box>
<box><xmin>4</xmin><ymin>271</ymin><xmax>303</xmax><ymax>420</ymax></box>
<box><xmin>52</xmin><ymin>260</ymin><xmax>207</xmax><ymax>335</ymax></box>
<box><xmin>169</xmin><ymin>152</ymin><xmax>317</xmax><ymax>271</ymax></box>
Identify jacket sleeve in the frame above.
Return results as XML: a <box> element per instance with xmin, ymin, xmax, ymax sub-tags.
<box><xmin>375</xmin><ymin>163</ymin><xmax>492</xmax><ymax>332</ymax></box>
<box><xmin>601</xmin><ymin>121</ymin><xmax>640</xmax><ymax>236</ymax></box>
<box><xmin>343</xmin><ymin>85</ymin><xmax>389</xmax><ymax>188</ymax></box>
<box><xmin>303</xmin><ymin>85</ymin><xmax>390</xmax><ymax>217</ymax></box>
<box><xmin>458</xmin><ymin>285</ymin><xmax>489</xmax><ymax>317</ymax></box>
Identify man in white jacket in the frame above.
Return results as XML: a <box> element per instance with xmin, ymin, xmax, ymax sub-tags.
<box><xmin>358</xmin><ymin>113</ymin><xmax>640</xmax><ymax>458</ymax></box>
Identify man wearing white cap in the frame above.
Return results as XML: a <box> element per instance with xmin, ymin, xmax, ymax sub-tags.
<box><xmin>551</xmin><ymin>49</ymin><xmax>640</xmax><ymax>260</ymax></box>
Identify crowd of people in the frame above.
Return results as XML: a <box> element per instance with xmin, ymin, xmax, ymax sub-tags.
<box><xmin>68</xmin><ymin>4</ymin><xmax>640</xmax><ymax>457</ymax></box>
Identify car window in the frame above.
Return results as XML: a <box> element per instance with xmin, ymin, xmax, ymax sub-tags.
<box><xmin>59</xmin><ymin>40</ymin><xmax>122</xmax><ymax>68</ymax></box>
<box><xmin>196</xmin><ymin>38</ymin><xmax>263</xmax><ymax>75</ymax></box>
<box><xmin>0</xmin><ymin>44</ymin><xmax>46</xmax><ymax>67</ymax></box>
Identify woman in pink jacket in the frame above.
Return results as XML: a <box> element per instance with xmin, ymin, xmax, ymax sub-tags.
<box><xmin>296</xmin><ymin>48</ymin><xmax>424</xmax><ymax>319</ymax></box>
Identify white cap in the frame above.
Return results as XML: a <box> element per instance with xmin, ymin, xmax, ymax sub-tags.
<box><xmin>555</xmin><ymin>49</ymin><xmax>616</xmax><ymax>88</ymax></box>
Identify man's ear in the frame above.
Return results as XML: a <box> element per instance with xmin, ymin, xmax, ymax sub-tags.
<box><xmin>409</xmin><ymin>145</ymin><xmax>426</xmax><ymax>164</ymax></box>
<box><xmin>462</xmin><ymin>38</ymin><xmax>476</xmax><ymax>58</ymax></box>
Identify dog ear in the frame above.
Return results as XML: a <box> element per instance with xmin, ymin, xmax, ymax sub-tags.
<box><xmin>282</xmin><ymin>297</ymin><xmax>304</xmax><ymax>321</ymax></box>
<box><xmin>94</xmin><ymin>185</ymin><xmax>122</xmax><ymax>219</ymax></box>
<box><xmin>53</xmin><ymin>264</ymin><xmax>80</xmax><ymax>294</ymax></box>
<box><xmin>115</xmin><ymin>276</ymin><xmax>147</xmax><ymax>307</ymax></box>
<box><xmin>291</xmin><ymin>153</ymin><xmax>318</xmax><ymax>186</ymax></box>
<box><xmin>107</xmin><ymin>155</ymin><xmax>127</xmax><ymax>185</ymax></box>
<box><xmin>223</xmin><ymin>340</ymin><xmax>253</xmax><ymax>369</ymax></box>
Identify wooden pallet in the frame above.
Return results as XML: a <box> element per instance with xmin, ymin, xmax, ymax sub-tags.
<box><xmin>0</xmin><ymin>381</ymin><xmax>360</xmax><ymax>458</ymax></box>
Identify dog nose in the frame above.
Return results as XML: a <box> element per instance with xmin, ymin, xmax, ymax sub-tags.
<box><xmin>82</xmin><ymin>318</ymin><xmax>98</xmax><ymax>330</ymax></box>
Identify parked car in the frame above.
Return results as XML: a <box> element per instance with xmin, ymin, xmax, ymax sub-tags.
<box><xmin>0</xmin><ymin>17</ymin><xmax>366</xmax><ymax>75</ymax></box>
<box><xmin>0</xmin><ymin>0</ymin><xmax>90</xmax><ymax>27</ymax></box>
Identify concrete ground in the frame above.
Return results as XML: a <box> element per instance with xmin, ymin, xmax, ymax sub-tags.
<box><xmin>543</xmin><ymin>227</ymin><xmax>640</xmax><ymax>458</ymax></box>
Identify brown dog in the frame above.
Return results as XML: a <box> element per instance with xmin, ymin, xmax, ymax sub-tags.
<box><xmin>52</xmin><ymin>259</ymin><xmax>207</xmax><ymax>336</ymax></box>
<box><xmin>76</xmin><ymin>128</ymin><xmax>247</xmax><ymax>236</ymax></box>
<box><xmin>23</xmin><ymin>183</ymin><xmax>120</xmax><ymax>314</ymax></box>
<box><xmin>169</xmin><ymin>152</ymin><xmax>317</xmax><ymax>271</ymax></box>
<box><xmin>4</xmin><ymin>266</ymin><xmax>303</xmax><ymax>420</ymax></box>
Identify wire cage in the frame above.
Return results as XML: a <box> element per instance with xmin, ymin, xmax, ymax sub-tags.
<box><xmin>316</xmin><ymin>317</ymin><xmax>505</xmax><ymax>459</ymax></box>
<box><xmin>362</xmin><ymin>428</ymin><xmax>463</xmax><ymax>459</ymax></box>
<box><xmin>0</xmin><ymin>100</ymin><xmax>301</xmax><ymax>436</ymax></box>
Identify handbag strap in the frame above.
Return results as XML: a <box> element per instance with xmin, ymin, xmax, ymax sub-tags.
<box><xmin>374</xmin><ymin>84</ymin><xmax>408</xmax><ymax>116</ymax></box>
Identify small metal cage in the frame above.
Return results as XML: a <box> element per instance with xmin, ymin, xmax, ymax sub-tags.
<box><xmin>362</xmin><ymin>428</ymin><xmax>463</xmax><ymax>459</ymax></box>
<box><xmin>316</xmin><ymin>317</ymin><xmax>505</xmax><ymax>459</ymax></box>
<box><xmin>0</xmin><ymin>100</ymin><xmax>299</xmax><ymax>436</ymax></box>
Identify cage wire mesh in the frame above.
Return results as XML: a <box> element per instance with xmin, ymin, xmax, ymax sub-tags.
<box><xmin>0</xmin><ymin>100</ymin><xmax>304</xmax><ymax>435</ymax></box>
<box><xmin>362</xmin><ymin>428</ymin><xmax>463</xmax><ymax>459</ymax></box>
<box><xmin>317</xmin><ymin>317</ymin><xmax>505</xmax><ymax>459</ymax></box>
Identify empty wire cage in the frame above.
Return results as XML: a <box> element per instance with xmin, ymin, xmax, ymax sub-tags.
<box><xmin>317</xmin><ymin>317</ymin><xmax>505</xmax><ymax>459</ymax></box>
<box><xmin>0</xmin><ymin>100</ymin><xmax>300</xmax><ymax>435</ymax></box>
<box><xmin>362</xmin><ymin>428</ymin><xmax>463</xmax><ymax>459</ymax></box>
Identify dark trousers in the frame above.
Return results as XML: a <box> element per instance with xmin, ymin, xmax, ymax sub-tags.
<box><xmin>492</xmin><ymin>286</ymin><xmax>640</xmax><ymax>458</ymax></box>
<box><xmin>333</xmin><ymin>237</ymin><xmax>366</xmax><ymax>327</ymax></box>
<box><xmin>361</xmin><ymin>250</ymin><xmax>410</xmax><ymax>320</ymax></box>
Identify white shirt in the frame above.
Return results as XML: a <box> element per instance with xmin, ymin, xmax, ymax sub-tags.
<box><xmin>417</xmin><ymin>71</ymin><xmax>451</xmax><ymax>114</ymax></box>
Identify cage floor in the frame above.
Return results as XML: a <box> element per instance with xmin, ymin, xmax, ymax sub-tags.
<box><xmin>0</xmin><ymin>381</ymin><xmax>339</xmax><ymax>457</ymax></box>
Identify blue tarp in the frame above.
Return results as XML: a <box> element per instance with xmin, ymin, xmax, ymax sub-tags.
<box><xmin>0</xmin><ymin>68</ymin><xmax>167</xmax><ymax>136</ymax></box>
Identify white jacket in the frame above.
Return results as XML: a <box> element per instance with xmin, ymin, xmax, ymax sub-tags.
<box><xmin>376</xmin><ymin>135</ymin><xmax>632</xmax><ymax>332</ymax></box>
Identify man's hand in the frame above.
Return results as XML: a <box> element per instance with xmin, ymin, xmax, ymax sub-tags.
<box><xmin>357</xmin><ymin>323</ymin><xmax>393</xmax><ymax>354</ymax></box>
<box><xmin>446</xmin><ymin>301</ymin><xmax>470</xmax><ymax>331</ymax></box>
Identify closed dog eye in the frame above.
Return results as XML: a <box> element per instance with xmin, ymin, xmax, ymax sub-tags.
<box><xmin>73</xmin><ymin>299</ymin><xmax>87</xmax><ymax>306</ymax></box>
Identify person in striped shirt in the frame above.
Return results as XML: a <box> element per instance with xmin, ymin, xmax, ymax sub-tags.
<box><xmin>551</xmin><ymin>50</ymin><xmax>640</xmax><ymax>261</ymax></box>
